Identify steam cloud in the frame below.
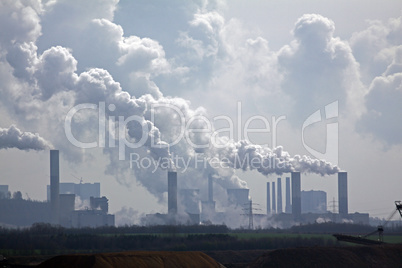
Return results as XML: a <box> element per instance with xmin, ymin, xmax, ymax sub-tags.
<box><xmin>0</xmin><ymin>1</ymin><xmax>347</xmax><ymax>207</ymax></box>
<box><xmin>0</xmin><ymin>125</ymin><xmax>52</xmax><ymax>151</ymax></box>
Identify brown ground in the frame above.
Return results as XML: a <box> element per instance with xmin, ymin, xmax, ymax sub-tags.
<box><xmin>249</xmin><ymin>245</ymin><xmax>402</xmax><ymax>268</ymax></box>
<box><xmin>5</xmin><ymin>245</ymin><xmax>402</xmax><ymax>267</ymax></box>
<box><xmin>36</xmin><ymin>251</ymin><xmax>223</xmax><ymax>268</ymax></box>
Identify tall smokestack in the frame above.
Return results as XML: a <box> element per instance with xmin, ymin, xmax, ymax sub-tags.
<box><xmin>272</xmin><ymin>181</ymin><xmax>276</xmax><ymax>213</ymax></box>
<box><xmin>168</xmin><ymin>171</ymin><xmax>177</xmax><ymax>215</ymax></box>
<box><xmin>291</xmin><ymin>172</ymin><xmax>301</xmax><ymax>218</ymax></box>
<box><xmin>50</xmin><ymin>150</ymin><xmax>60</xmax><ymax>224</ymax></box>
<box><xmin>277</xmin><ymin>178</ymin><xmax>282</xmax><ymax>213</ymax></box>
<box><xmin>285</xmin><ymin>177</ymin><xmax>291</xmax><ymax>213</ymax></box>
<box><xmin>266</xmin><ymin>182</ymin><xmax>271</xmax><ymax>215</ymax></box>
<box><xmin>208</xmin><ymin>174</ymin><xmax>213</xmax><ymax>202</ymax></box>
<box><xmin>338</xmin><ymin>172</ymin><xmax>348</xmax><ymax>216</ymax></box>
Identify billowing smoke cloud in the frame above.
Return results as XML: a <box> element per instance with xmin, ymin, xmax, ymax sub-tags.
<box><xmin>0</xmin><ymin>1</ymin><xmax>346</xmax><ymax>215</ymax></box>
<box><xmin>219</xmin><ymin>141</ymin><xmax>339</xmax><ymax>176</ymax></box>
<box><xmin>0</xmin><ymin>125</ymin><xmax>52</xmax><ymax>151</ymax></box>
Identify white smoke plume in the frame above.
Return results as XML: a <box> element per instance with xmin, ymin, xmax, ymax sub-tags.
<box><xmin>215</xmin><ymin>141</ymin><xmax>339</xmax><ymax>176</ymax></box>
<box><xmin>0</xmin><ymin>125</ymin><xmax>52</xmax><ymax>151</ymax></box>
<box><xmin>0</xmin><ymin>1</ymin><xmax>342</xmax><ymax>210</ymax></box>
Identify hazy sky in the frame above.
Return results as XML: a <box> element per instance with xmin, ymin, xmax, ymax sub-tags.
<box><xmin>1</xmin><ymin>0</ymin><xmax>402</xmax><ymax>225</ymax></box>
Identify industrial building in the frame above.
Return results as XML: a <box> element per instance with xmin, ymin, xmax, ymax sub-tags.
<box><xmin>265</xmin><ymin>171</ymin><xmax>369</xmax><ymax>226</ymax></box>
<box><xmin>301</xmin><ymin>190</ymin><xmax>327</xmax><ymax>214</ymax></box>
<box><xmin>0</xmin><ymin>185</ymin><xmax>9</xmax><ymax>199</ymax></box>
<box><xmin>179</xmin><ymin>189</ymin><xmax>201</xmax><ymax>224</ymax></box>
<box><xmin>47</xmin><ymin>182</ymin><xmax>101</xmax><ymax>202</ymax></box>
<box><xmin>0</xmin><ymin>150</ymin><xmax>114</xmax><ymax>228</ymax></box>
<box><xmin>201</xmin><ymin>174</ymin><xmax>216</xmax><ymax>218</ymax></box>
<box><xmin>227</xmin><ymin>188</ymin><xmax>249</xmax><ymax>208</ymax></box>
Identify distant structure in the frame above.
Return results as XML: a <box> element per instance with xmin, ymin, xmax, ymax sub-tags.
<box><xmin>0</xmin><ymin>150</ymin><xmax>115</xmax><ymax>228</ymax></box>
<box><xmin>201</xmin><ymin>174</ymin><xmax>216</xmax><ymax>217</ymax></box>
<box><xmin>291</xmin><ymin>172</ymin><xmax>301</xmax><ymax>218</ymax></box>
<box><xmin>168</xmin><ymin>171</ymin><xmax>178</xmax><ymax>215</ymax></box>
<box><xmin>266</xmin><ymin>182</ymin><xmax>271</xmax><ymax>215</ymax></box>
<box><xmin>227</xmin><ymin>189</ymin><xmax>249</xmax><ymax>207</ymax></box>
<box><xmin>179</xmin><ymin>189</ymin><xmax>200</xmax><ymax>224</ymax></box>
<box><xmin>338</xmin><ymin>172</ymin><xmax>348</xmax><ymax>216</ymax></box>
<box><xmin>59</xmin><ymin>194</ymin><xmax>75</xmax><ymax>227</ymax></box>
<box><xmin>277</xmin><ymin>178</ymin><xmax>282</xmax><ymax>213</ymax></box>
<box><xmin>272</xmin><ymin>181</ymin><xmax>276</xmax><ymax>214</ymax></box>
<box><xmin>0</xmin><ymin>185</ymin><xmax>9</xmax><ymax>199</ymax></box>
<box><xmin>50</xmin><ymin>150</ymin><xmax>60</xmax><ymax>224</ymax></box>
<box><xmin>90</xmin><ymin>196</ymin><xmax>109</xmax><ymax>214</ymax></box>
<box><xmin>47</xmin><ymin>182</ymin><xmax>101</xmax><ymax>202</ymax></box>
<box><xmin>285</xmin><ymin>177</ymin><xmax>291</xmax><ymax>213</ymax></box>
<box><xmin>301</xmin><ymin>190</ymin><xmax>327</xmax><ymax>213</ymax></box>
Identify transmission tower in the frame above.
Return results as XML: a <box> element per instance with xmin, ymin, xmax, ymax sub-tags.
<box><xmin>242</xmin><ymin>199</ymin><xmax>261</xmax><ymax>230</ymax></box>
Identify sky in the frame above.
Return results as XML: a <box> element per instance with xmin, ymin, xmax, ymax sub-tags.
<box><xmin>0</xmin><ymin>0</ymin><xmax>402</xmax><ymax>225</ymax></box>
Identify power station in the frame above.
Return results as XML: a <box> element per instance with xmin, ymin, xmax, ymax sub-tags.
<box><xmin>0</xmin><ymin>150</ymin><xmax>367</xmax><ymax>228</ymax></box>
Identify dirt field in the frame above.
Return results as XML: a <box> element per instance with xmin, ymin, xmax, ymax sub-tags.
<box><xmin>249</xmin><ymin>245</ymin><xmax>402</xmax><ymax>268</ymax></box>
<box><xmin>36</xmin><ymin>251</ymin><xmax>223</xmax><ymax>268</ymax></box>
<box><xmin>4</xmin><ymin>245</ymin><xmax>402</xmax><ymax>267</ymax></box>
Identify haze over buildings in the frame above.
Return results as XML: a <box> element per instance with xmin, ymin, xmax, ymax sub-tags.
<box><xmin>0</xmin><ymin>0</ymin><xmax>401</xmax><ymax>226</ymax></box>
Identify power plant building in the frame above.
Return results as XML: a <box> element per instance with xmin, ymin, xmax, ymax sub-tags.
<box><xmin>0</xmin><ymin>185</ymin><xmax>9</xmax><ymax>199</ymax></box>
<box><xmin>227</xmin><ymin>189</ymin><xmax>249</xmax><ymax>207</ymax></box>
<box><xmin>47</xmin><ymin>182</ymin><xmax>101</xmax><ymax>201</ymax></box>
<box><xmin>179</xmin><ymin>189</ymin><xmax>201</xmax><ymax>224</ymax></box>
<box><xmin>301</xmin><ymin>190</ymin><xmax>327</xmax><ymax>214</ymax></box>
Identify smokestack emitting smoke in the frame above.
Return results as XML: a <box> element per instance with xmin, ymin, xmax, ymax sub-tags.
<box><xmin>291</xmin><ymin>172</ymin><xmax>301</xmax><ymax>218</ymax></box>
<box><xmin>338</xmin><ymin>171</ymin><xmax>348</xmax><ymax>215</ymax></box>
<box><xmin>272</xmin><ymin>181</ymin><xmax>276</xmax><ymax>214</ymax></box>
<box><xmin>222</xmin><ymin>142</ymin><xmax>339</xmax><ymax>177</ymax></box>
<box><xmin>50</xmin><ymin>150</ymin><xmax>60</xmax><ymax>224</ymax></box>
<box><xmin>168</xmin><ymin>171</ymin><xmax>177</xmax><ymax>215</ymax></box>
<box><xmin>266</xmin><ymin>182</ymin><xmax>271</xmax><ymax>215</ymax></box>
<box><xmin>285</xmin><ymin>177</ymin><xmax>291</xmax><ymax>213</ymax></box>
<box><xmin>277</xmin><ymin>178</ymin><xmax>282</xmax><ymax>213</ymax></box>
<box><xmin>0</xmin><ymin>125</ymin><xmax>52</xmax><ymax>151</ymax></box>
<box><xmin>0</xmin><ymin>3</ymin><xmax>349</xmax><ymax>224</ymax></box>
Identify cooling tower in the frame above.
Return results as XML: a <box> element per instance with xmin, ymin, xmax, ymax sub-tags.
<box><xmin>338</xmin><ymin>172</ymin><xmax>348</xmax><ymax>216</ymax></box>
<box><xmin>272</xmin><ymin>181</ymin><xmax>276</xmax><ymax>213</ymax></box>
<box><xmin>168</xmin><ymin>171</ymin><xmax>177</xmax><ymax>215</ymax></box>
<box><xmin>50</xmin><ymin>150</ymin><xmax>60</xmax><ymax>224</ymax></box>
<box><xmin>285</xmin><ymin>177</ymin><xmax>291</xmax><ymax>213</ymax></box>
<box><xmin>266</xmin><ymin>182</ymin><xmax>271</xmax><ymax>215</ymax></box>
<box><xmin>291</xmin><ymin>172</ymin><xmax>301</xmax><ymax>217</ymax></box>
<box><xmin>227</xmin><ymin>188</ymin><xmax>249</xmax><ymax>207</ymax></box>
<box><xmin>277</xmin><ymin>178</ymin><xmax>282</xmax><ymax>213</ymax></box>
<box><xmin>179</xmin><ymin>189</ymin><xmax>201</xmax><ymax>214</ymax></box>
